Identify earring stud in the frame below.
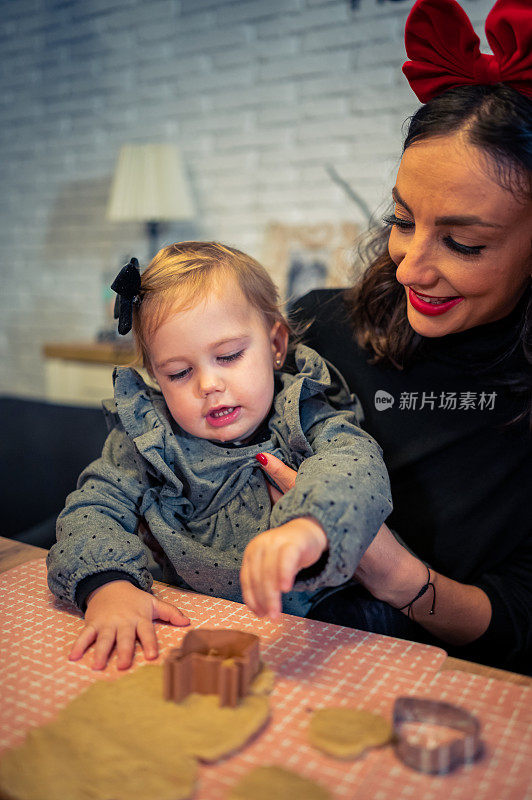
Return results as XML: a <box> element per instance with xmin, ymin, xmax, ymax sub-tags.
<box><xmin>274</xmin><ymin>355</ymin><xmax>283</xmax><ymax>368</ymax></box>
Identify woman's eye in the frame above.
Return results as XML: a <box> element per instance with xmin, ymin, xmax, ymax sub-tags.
<box><xmin>443</xmin><ymin>236</ymin><xmax>485</xmax><ymax>257</ymax></box>
<box><xmin>383</xmin><ymin>213</ymin><xmax>414</xmax><ymax>231</ymax></box>
<box><xmin>385</xmin><ymin>213</ymin><xmax>486</xmax><ymax>256</ymax></box>
<box><xmin>169</xmin><ymin>367</ymin><xmax>191</xmax><ymax>381</ymax></box>
<box><xmin>218</xmin><ymin>349</ymin><xmax>245</xmax><ymax>364</ymax></box>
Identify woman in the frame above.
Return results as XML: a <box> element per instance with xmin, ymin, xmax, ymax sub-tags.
<box><xmin>253</xmin><ymin>0</ymin><xmax>532</xmax><ymax>674</ymax></box>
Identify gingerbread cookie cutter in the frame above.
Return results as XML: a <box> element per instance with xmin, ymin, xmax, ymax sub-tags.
<box><xmin>393</xmin><ymin>697</ymin><xmax>482</xmax><ymax>774</ymax></box>
<box><xmin>164</xmin><ymin>629</ymin><xmax>261</xmax><ymax>708</ymax></box>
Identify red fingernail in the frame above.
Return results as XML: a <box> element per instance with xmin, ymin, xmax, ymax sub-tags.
<box><xmin>255</xmin><ymin>453</ymin><xmax>268</xmax><ymax>465</ymax></box>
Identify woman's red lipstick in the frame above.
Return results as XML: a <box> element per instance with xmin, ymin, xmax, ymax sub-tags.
<box><xmin>408</xmin><ymin>288</ymin><xmax>464</xmax><ymax>316</ymax></box>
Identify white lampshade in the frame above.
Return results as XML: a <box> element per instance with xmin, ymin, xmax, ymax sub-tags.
<box><xmin>106</xmin><ymin>143</ymin><xmax>195</xmax><ymax>222</ymax></box>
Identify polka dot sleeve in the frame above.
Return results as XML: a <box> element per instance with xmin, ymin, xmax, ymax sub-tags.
<box><xmin>270</xmin><ymin>401</ymin><xmax>392</xmax><ymax>592</ymax></box>
<box><xmin>46</xmin><ymin>426</ymin><xmax>153</xmax><ymax>608</ymax></box>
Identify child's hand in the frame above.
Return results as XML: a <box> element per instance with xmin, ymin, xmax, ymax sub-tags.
<box><xmin>240</xmin><ymin>518</ymin><xmax>328</xmax><ymax>620</ymax></box>
<box><xmin>69</xmin><ymin>580</ymin><xmax>190</xmax><ymax>670</ymax></box>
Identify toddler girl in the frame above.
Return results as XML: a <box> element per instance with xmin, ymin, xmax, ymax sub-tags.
<box><xmin>47</xmin><ymin>242</ymin><xmax>392</xmax><ymax>669</ymax></box>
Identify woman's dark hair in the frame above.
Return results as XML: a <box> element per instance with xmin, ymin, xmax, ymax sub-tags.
<box><xmin>346</xmin><ymin>83</ymin><xmax>532</xmax><ymax>423</ymax></box>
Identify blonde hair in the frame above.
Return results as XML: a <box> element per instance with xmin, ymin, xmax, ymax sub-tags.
<box><xmin>132</xmin><ymin>241</ymin><xmax>292</xmax><ymax>369</ymax></box>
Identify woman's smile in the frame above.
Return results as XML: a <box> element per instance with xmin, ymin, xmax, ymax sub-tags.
<box><xmin>408</xmin><ymin>288</ymin><xmax>464</xmax><ymax>316</ymax></box>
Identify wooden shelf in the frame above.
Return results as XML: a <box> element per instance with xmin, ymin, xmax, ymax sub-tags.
<box><xmin>43</xmin><ymin>342</ymin><xmax>136</xmax><ymax>365</ymax></box>
<box><xmin>42</xmin><ymin>341</ymin><xmax>150</xmax><ymax>406</ymax></box>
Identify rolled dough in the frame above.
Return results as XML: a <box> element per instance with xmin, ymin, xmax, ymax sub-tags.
<box><xmin>0</xmin><ymin>663</ymin><xmax>272</xmax><ymax>800</ymax></box>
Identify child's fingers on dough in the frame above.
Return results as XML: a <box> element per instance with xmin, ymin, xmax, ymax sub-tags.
<box><xmin>91</xmin><ymin>626</ymin><xmax>118</xmax><ymax>670</ymax></box>
<box><xmin>69</xmin><ymin>625</ymin><xmax>97</xmax><ymax>660</ymax></box>
<box><xmin>115</xmin><ymin>624</ymin><xmax>137</xmax><ymax>670</ymax></box>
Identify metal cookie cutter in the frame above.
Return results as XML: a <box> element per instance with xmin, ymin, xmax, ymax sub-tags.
<box><xmin>393</xmin><ymin>697</ymin><xmax>483</xmax><ymax>774</ymax></box>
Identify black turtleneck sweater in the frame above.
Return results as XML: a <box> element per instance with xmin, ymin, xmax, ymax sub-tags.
<box><xmin>291</xmin><ymin>289</ymin><xmax>531</xmax><ymax>673</ymax></box>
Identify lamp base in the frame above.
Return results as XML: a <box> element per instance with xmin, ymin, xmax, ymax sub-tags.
<box><xmin>146</xmin><ymin>220</ymin><xmax>160</xmax><ymax>261</ymax></box>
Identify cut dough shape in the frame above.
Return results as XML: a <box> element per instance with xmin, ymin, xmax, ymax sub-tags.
<box><xmin>308</xmin><ymin>707</ymin><xmax>392</xmax><ymax>759</ymax></box>
<box><xmin>229</xmin><ymin>765</ymin><xmax>332</xmax><ymax>800</ymax></box>
<box><xmin>0</xmin><ymin>663</ymin><xmax>272</xmax><ymax>800</ymax></box>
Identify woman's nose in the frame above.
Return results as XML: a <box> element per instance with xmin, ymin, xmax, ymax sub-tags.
<box><xmin>392</xmin><ymin>231</ymin><xmax>440</xmax><ymax>288</ymax></box>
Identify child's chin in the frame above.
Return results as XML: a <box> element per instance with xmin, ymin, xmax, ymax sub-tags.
<box><xmin>204</xmin><ymin>425</ymin><xmax>242</xmax><ymax>442</ymax></box>
<box><xmin>211</xmin><ymin>430</ymin><xmax>236</xmax><ymax>441</ymax></box>
<box><xmin>213</xmin><ymin>423</ymin><xmax>258</xmax><ymax>444</ymax></box>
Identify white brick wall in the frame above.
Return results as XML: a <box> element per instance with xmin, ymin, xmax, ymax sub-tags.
<box><xmin>0</xmin><ymin>0</ymin><xmax>491</xmax><ymax>398</ymax></box>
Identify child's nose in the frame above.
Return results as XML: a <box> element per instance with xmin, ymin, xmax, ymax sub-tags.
<box><xmin>197</xmin><ymin>369</ymin><xmax>224</xmax><ymax>397</ymax></box>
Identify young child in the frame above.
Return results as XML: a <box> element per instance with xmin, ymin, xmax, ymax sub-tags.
<box><xmin>47</xmin><ymin>242</ymin><xmax>392</xmax><ymax>669</ymax></box>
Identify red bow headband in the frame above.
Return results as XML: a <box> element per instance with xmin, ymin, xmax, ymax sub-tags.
<box><xmin>403</xmin><ymin>0</ymin><xmax>532</xmax><ymax>103</ymax></box>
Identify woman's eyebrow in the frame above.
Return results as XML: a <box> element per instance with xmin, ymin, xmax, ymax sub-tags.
<box><xmin>392</xmin><ymin>187</ymin><xmax>503</xmax><ymax>228</ymax></box>
<box><xmin>434</xmin><ymin>214</ymin><xmax>503</xmax><ymax>228</ymax></box>
<box><xmin>391</xmin><ymin>186</ymin><xmax>414</xmax><ymax>216</ymax></box>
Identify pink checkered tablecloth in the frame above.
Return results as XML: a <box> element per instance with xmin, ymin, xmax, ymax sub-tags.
<box><xmin>1</xmin><ymin>559</ymin><xmax>530</xmax><ymax>799</ymax></box>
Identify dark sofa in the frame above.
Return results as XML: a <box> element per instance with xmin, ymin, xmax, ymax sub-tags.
<box><xmin>0</xmin><ymin>396</ymin><xmax>108</xmax><ymax>549</ymax></box>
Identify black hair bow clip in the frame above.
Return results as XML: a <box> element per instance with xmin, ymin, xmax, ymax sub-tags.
<box><xmin>111</xmin><ymin>257</ymin><xmax>141</xmax><ymax>335</ymax></box>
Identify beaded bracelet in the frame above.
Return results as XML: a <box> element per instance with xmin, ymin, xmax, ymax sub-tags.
<box><xmin>398</xmin><ymin>563</ymin><xmax>436</xmax><ymax>619</ymax></box>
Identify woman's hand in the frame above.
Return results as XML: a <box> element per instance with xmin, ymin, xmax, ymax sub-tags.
<box><xmin>353</xmin><ymin>525</ymin><xmax>492</xmax><ymax>645</ymax></box>
<box><xmin>255</xmin><ymin>452</ymin><xmax>297</xmax><ymax>503</ymax></box>
<box><xmin>69</xmin><ymin>580</ymin><xmax>190</xmax><ymax>670</ymax></box>
<box><xmin>353</xmin><ymin>523</ymin><xmax>425</xmax><ymax>606</ymax></box>
<box><xmin>255</xmin><ymin>454</ymin><xmax>412</xmax><ymax>601</ymax></box>
<box><xmin>255</xmin><ymin>452</ymin><xmax>491</xmax><ymax>644</ymax></box>
<box><xmin>240</xmin><ymin>517</ymin><xmax>328</xmax><ymax>620</ymax></box>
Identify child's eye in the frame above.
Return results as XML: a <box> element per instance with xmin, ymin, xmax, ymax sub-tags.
<box><xmin>168</xmin><ymin>367</ymin><xmax>192</xmax><ymax>381</ymax></box>
<box><xmin>217</xmin><ymin>349</ymin><xmax>245</xmax><ymax>364</ymax></box>
<box><xmin>443</xmin><ymin>235</ymin><xmax>485</xmax><ymax>257</ymax></box>
<box><xmin>383</xmin><ymin>213</ymin><xmax>414</xmax><ymax>231</ymax></box>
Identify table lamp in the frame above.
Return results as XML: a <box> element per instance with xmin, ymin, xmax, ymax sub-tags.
<box><xmin>106</xmin><ymin>143</ymin><xmax>195</xmax><ymax>260</ymax></box>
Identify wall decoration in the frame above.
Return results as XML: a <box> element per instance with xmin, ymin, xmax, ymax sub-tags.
<box><xmin>262</xmin><ymin>221</ymin><xmax>358</xmax><ymax>302</ymax></box>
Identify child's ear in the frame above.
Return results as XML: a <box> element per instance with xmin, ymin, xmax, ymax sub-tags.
<box><xmin>270</xmin><ymin>321</ymin><xmax>289</xmax><ymax>367</ymax></box>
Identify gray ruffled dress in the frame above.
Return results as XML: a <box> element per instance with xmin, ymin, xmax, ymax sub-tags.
<box><xmin>47</xmin><ymin>345</ymin><xmax>392</xmax><ymax>617</ymax></box>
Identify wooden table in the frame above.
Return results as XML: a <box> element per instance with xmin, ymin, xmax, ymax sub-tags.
<box><xmin>0</xmin><ymin>537</ymin><xmax>47</xmax><ymax>574</ymax></box>
<box><xmin>1</xmin><ymin>536</ymin><xmax>529</xmax><ymax>687</ymax></box>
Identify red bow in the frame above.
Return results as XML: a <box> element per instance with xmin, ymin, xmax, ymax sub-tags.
<box><xmin>403</xmin><ymin>0</ymin><xmax>532</xmax><ymax>102</ymax></box>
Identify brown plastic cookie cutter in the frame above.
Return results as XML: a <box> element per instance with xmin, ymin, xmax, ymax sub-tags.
<box><xmin>164</xmin><ymin>629</ymin><xmax>261</xmax><ymax>708</ymax></box>
<box><xmin>393</xmin><ymin>697</ymin><xmax>482</xmax><ymax>774</ymax></box>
